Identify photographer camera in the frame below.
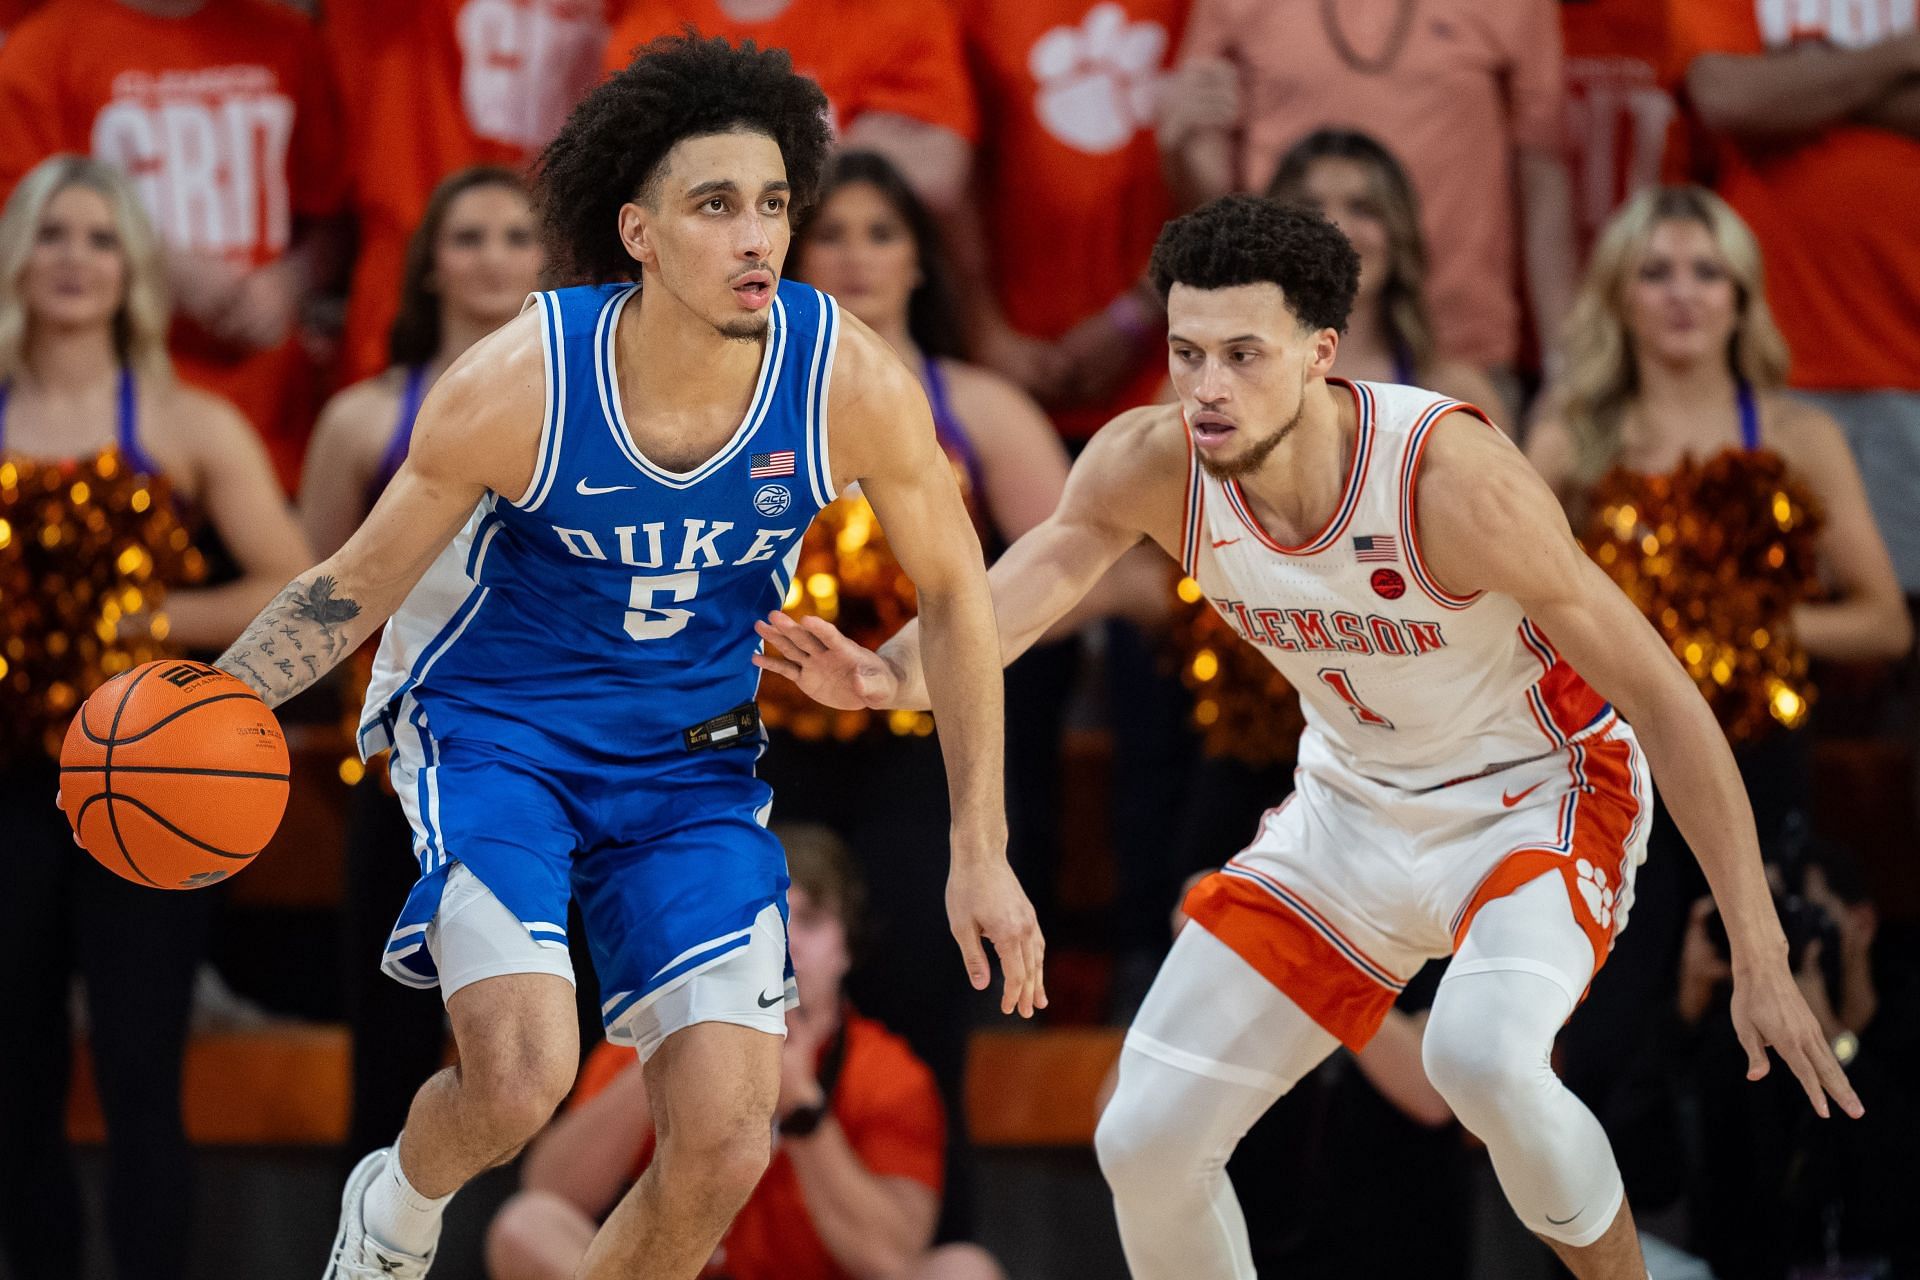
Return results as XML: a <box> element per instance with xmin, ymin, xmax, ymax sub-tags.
<box><xmin>1675</xmin><ymin>826</ymin><xmax>1916</xmax><ymax>1280</ymax></box>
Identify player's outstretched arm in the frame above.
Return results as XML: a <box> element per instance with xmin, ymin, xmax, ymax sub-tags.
<box><xmin>215</xmin><ymin>314</ymin><xmax>547</xmax><ymax>707</ymax></box>
<box><xmin>822</xmin><ymin>320</ymin><xmax>1044</xmax><ymax>1016</ymax></box>
<box><xmin>1416</xmin><ymin>413</ymin><xmax>1863</xmax><ymax>1122</ymax></box>
<box><xmin>754</xmin><ymin>408</ymin><xmax>1171</xmax><ymax>711</ymax></box>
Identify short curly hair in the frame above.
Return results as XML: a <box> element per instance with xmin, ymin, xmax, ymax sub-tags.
<box><xmin>534</xmin><ymin>32</ymin><xmax>834</xmax><ymax>284</ymax></box>
<box><xmin>1148</xmin><ymin>195</ymin><xmax>1359</xmax><ymax>333</ymax></box>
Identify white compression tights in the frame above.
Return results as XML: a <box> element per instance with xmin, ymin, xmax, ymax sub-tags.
<box><xmin>1095</xmin><ymin>924</ymin><xmax>1338</xmax><ymax>1280</ymax></box>
<box><xmin>1424</xmin><ymin>874</ymin><xmax>1625</xmax><ymax>1248</ymax></box>
<box><xmin>1096</xmin><ymin>875</ymin><xmax>1624</xmax><ymax>1280</ymax></box>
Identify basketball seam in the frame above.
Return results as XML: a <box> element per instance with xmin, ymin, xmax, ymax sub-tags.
<box><xmin>102</xmin><ymin>664</ymin><xmax>159</xmax><ymax>886</ymax></box>
<box><xmin>80</xmin><ymin>690</ymin><xmax>259</xmax><ymax>747</ymax></box>
<box><xmin>85</xmin><ymin>791</ymin><xmax>257</xmax><ymax>860</ymax></box>
<box><xmin>74</xmin><ymin>796</ymin><xmax>166</xmax><ymax>885</ymax></box>
<box><xmin>58</xmin><ymin>764</ymin><xmax>291</xmax><ymax>781</ymax></box>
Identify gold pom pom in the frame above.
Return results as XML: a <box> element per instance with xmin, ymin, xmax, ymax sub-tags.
<box><xmin>1581</xmin><ymin>449</ymin><xmax>1822</xmax><ymax>743</ymax></box>
<box><xmin>0</xmin><ymin>448</ymin><xmax>205</xmax><ymax>762</ymax></box>
<box><xmin>758</xmin><ymin>456</ymin><xmax>984</xmax><ymax>741</ymax></box>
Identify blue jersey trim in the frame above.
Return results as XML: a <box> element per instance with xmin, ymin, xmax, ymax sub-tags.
<box><xmin>593</xmin><ymin>286</ymin><xmax>789</xmax><ymax>488</ymax></box>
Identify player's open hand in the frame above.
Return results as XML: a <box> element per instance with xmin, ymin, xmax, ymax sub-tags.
<box><xmin>947</xmin><ymin>855</ymin><xmax>1047</xmax><ymax>1018</ymax></box>
<box><xmin>1729</xmin><ymin>960</ymin><xmax>1864</xmax><ymax>1120</ymax></box>
<box><xmin>753</xmin><ymin>612</ymin><xmax>900</xmax><ymax>710</ymax></box>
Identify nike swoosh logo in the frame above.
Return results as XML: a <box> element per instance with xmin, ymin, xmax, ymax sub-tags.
<box><xmin>576</xmin><ymin>478</ymin><xmax>636</xmax><ymax>496</ymax></box>
<box><xmin>1212</xmin><ymin>537</ymin><xmax>1240</xmax><ymax>548</ymax></box>
<box><xmin>757</xmin><ymin>990</ymin><xmax>784</xmax><ymax>1008</ymax></box>
<box><xmin>1501</xmin><ymin>780</ymin><xmax>1548</xmax><ymax>808</ymax></box>
<box><xmin>1544</xmin><ymin>1208</ymin><xmax>1581</xmax><ymax>1226</ymax></box>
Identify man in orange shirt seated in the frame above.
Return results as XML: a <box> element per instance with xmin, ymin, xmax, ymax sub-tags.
<box><xmin>486</xmin><ymin>823</ymin><xmax>1004</xmax><ymax>1280</ymax></box>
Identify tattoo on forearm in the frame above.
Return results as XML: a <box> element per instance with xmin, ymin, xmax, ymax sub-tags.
<box><xmin>217</xmin><ymin>574</ymin><xmax>368</xmax><ymax>705</ymax></box>
<box><xmin>294</xmin><ymin>577</ymin><xmax>363</xmax><ymax>650</ymax></box>
<box><xmin>229</xmin><ymin>655</ymin><xmax>269</xmax><ymax>691</ymax></box>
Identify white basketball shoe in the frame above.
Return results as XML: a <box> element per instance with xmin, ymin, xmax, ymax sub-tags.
<box><xmin>323</xmin><ymin>1148</ymin><xmax>434</xmax><ymax>1279</ymax></box>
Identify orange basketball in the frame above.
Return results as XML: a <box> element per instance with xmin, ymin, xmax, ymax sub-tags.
<box><xmin>59</xmin><ymin>659</ymin><xmax>289</xmax><ymax>889</ymax></box>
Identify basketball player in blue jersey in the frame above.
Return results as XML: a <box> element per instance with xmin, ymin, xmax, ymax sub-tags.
<box><xmin>209</xmin><ymin>35</ymin><xmax>1042</xmax><ymax>1280</ymax></box>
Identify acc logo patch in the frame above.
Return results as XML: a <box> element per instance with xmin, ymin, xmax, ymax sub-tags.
<box><xmin>1370</xmin><ymin>568</ymin><xmax>1406</xmax><ymax>600</ymax></box>
<box><xmin>753</xmin><ymin>484</ymin><xmax>792</xmax><ymax>518</ymax></box>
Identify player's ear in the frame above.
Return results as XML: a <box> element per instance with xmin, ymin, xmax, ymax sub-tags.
<box><xmin>1307</xmin><ymin>326</ymin><xmax>1339</xmax><ymax>380</ymax></box>
<box><xmin>618</xmin><ymin>201</ymin><xmax>655</xmax><ymax>269</ymax></box>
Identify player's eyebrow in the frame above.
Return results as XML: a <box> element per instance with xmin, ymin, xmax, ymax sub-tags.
<box><xmin>1166</xmin><ymin>332</ymin><xmax>1264</xmax><ymax>346</ymax></box>
<box><xmin>685</xmin><ymin>179</ymin><xmax>791</xmax><ymax>199</ymax></box>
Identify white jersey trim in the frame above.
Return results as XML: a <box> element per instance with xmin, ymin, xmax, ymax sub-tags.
<box><xmin>1397</xmin><ymin>397</ymin><xmax>1491</xmax><ymax>610</ymax></box>
<box><xmin>803</xmin><ymin>288</ymin><xmax>840</xmax><ymax>508</ymax></box>
<box><xmin>1179</xmin><ymin>427</ymin><xmax>1204</xmax><ymax>576</ymax></box>
<box><xmin>1219</xmin><ymin>378</ymin><xmax>1375</xmax><ymax>556</ymax></box>
<box><xmin>509</xmin><ymin>291</ymin><xmax>566</xmax><ymax>512</ymax></box>
<box><xmin>595</xmin><ymin>285</ymin><xmax>788</xmax><ymax>488</ymax></box>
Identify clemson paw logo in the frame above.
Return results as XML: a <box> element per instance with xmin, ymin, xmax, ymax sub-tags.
<box><xmin>1028</xmin><ymin>3</ymin><xmax>1169</xmax><ymax>154</ymax></box>
<box><xmin>1573</xmin><ymin>858</ymin><xmax>1614</xmax><ymax>931</ymax></box>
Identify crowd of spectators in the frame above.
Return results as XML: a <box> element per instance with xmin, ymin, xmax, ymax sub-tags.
<box><xmin>2</xmin><ymin>1</ymin><xmax>1918</xmax><ymax>1277</ymax></box>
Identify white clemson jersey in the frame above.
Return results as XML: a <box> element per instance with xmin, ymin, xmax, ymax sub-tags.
<box><xmin>1179</xmin><ymin>378</ymin><xmax>1612</xmax><ymax>791</ymax></box>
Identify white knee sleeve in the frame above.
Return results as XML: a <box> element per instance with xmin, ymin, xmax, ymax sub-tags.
<box><xmin>1096</xmin><ymin>924</ymin><xmax>1341</xmax><ymax>1280</ymax></box>
<box><xmin>1095</xmin><ymin>1047</ymin><xmax>1263</xmax><ymax>1280</ymax></box>
<box><xmin>1427</xmin><ymin>879</ymin><xmax>1624</xmax><ymax>1247</ymax></box>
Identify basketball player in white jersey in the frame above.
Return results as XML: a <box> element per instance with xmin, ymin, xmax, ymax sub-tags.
<box><xmin>755</xmin><ymin>195</ymin><xmax>1862</xmax><ymax>1280</ymax></box>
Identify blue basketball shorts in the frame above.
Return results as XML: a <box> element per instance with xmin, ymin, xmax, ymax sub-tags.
<box><xmin>379</xmin><ymin>729</ymin><xmax>796</xmax><ymax>1059</ymax></box>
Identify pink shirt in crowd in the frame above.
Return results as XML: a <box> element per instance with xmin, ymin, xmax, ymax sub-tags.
<box><xmin>1178</xmin><ymin>0</ymin><xmax>1565</xmax><ymax>369</ymax></box>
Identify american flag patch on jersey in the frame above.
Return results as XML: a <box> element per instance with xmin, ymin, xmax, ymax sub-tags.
<box><xmin>749</xmin><ymin>450</ymin><xmax>796</xmax><ymax>478</ymax></box>
<box><xmin>1352</xmin><ymin>534</ymin><xmax>1399</xmax><ymax>562</ymax></box>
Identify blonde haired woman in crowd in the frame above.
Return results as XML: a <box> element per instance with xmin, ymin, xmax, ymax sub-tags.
<box><xmin>0</xmin><ymin>153</ymin><xmax>307</xmax><ymax>1280</ymax></box>
<box><xmin>1527</xmin><ymin>185</ymin><xmax>1907</xmax><ymax>1222</ymax></box>
<box><xmin>1530</xmin><ymin>185</ymin><xmax>1906</xmax><ymax>680</ymax></box>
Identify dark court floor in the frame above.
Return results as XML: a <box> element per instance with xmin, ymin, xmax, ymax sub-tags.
<box><xmin>0</xmin><ymin>1144</ymin><xmax>1618</xmax><ymax>1280</ymax></box>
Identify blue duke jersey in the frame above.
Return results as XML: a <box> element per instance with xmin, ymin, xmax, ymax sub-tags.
<box><xmin>360</xmin><ymin>280</ymin><xmax>838</xmax><ymax>764</ymax></box>
<box><xmin>356</xmin><ymin>279</ymin><xmax>841</xmax><ymax>1045</ymax></box>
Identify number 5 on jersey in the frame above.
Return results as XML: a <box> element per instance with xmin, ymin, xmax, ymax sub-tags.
<box><xmin>626</xmin><ymin>571</ymin><xmax>699</xmax><ymax>640</ymax></box>
<box><xmin>1319</xmin><ymin>667</ymin><xmax>1394</xmax><ymax>729</ymax></box>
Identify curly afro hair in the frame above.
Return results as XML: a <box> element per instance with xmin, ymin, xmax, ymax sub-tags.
<box><xmin>1148</xmin><ymin>195</ymin><xmax>1359</xmax><ymax>333</ymax></box>
<box><xmin>534</xmin><ymin>32</ymin><xmax>834</xmax><ymax>283</ymax></box>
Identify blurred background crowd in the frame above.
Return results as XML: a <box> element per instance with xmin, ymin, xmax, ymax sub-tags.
<box><xmin>2</xmin><ymin>1</ymin><xmax>1919</xmax><ymax>1277</ymax></box>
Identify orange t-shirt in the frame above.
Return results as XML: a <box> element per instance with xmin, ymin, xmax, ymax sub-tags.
<box><xmin>572</xmin><ymin>1013</ymin><xmax>945</xmax><ymax>1280</ymax></box>
<box><xmin>600</xmin><ymin>0</ymin><xmax>977</xmax><ymax>142</ymax></box>
<box><xmin>1668</xmin><ymin>1</ymin><xmax>1920</xmax><ymax>392</ymax></box>
<box><xmin>0</xmin><ymin>0</ymin><xmax>43</xmax><ymax>42</ymax></box>
<box><xmin>1560</xmin><ymin>0</ymin><xmax>1686</xmax><ymax>256</ymax></box>
<box><xmin>1179</xmin><ymin>0</ymin><xmax>1565</xmax><ymax>370</ymax></box>
<box><xmin>0</xmin><ymin>0</ymin><xmax>347</xmax><ymax>488</ymax></box>
<box><xmin>324</xmin><ymin>0</ymin><xmax>613</xmax><ymax>385</ymax></box>
<box><xmin>958</xmin><ymin>0</ymin><xmax>1190</xmax><ymax>440</ymax></box>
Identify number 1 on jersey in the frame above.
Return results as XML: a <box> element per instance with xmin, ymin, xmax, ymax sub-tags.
<box><xmin>1319</xmin><ymin>667</ymin><xmax>1394</xmax><ymax>729</ymax></box>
